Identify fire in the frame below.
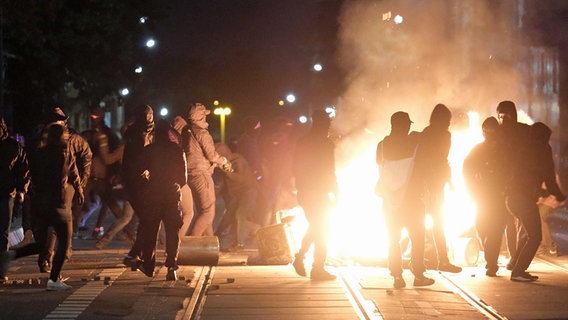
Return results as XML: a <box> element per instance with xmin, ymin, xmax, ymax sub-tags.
<box><xmin>324</xmin><ymin>111</ymin><xmax>485</xmax><ymax>261</ymax></box>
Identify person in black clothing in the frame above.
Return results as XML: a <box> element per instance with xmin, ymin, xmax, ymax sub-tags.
<box><xmin>496</xmin><ymin>100</ymin><xmax>530</xmax><ymax>270</ymax></box>
<box><xmin>292</xmin><ymin>109</ymin><xmax>338</xmax><ymax>281</ymax></box>
<box><xmin>418</xmin><ymin>104</ymin><xmax>462</xmax><ymax>273</ymax></box>
<box><xmin>463</xmin><ymin>117</ymin><xmax>510</xmax><ymax>276</ymax></box>
<box><xmin>133</xmin><ymin>119</ymin><xmax>186</xmax><ymax>280</ymax></box>
<box><xmin>376</xmin><ymin>111</ymin><xmax>435</xmax><ymax>289</ymax></box>
<box><xmin>40</xmin><ymin>107</ymin><xmax>92</xmax><ymax>273</ymax></box>
<box><xmin>0</xmin><ymin>116</ymin><xmax>30</xmax><ymax>282</ymax></box>
<box><xmin>121</xmin><ymin>105</ymin><xmax>155</xmax><ymax>268</ymax></box>
<box><xmin>506</xmin><ymin>122</ymin><xmax>565</xmax><ymax>282</ymax></box>
<box><xmin>0</xmin><ymin>124</ymin><xmax>84</xmax><ymax>290</ymax></box>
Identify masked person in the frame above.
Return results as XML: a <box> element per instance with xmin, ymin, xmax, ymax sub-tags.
<box><xmin>292</xmin><ymin>110</ymin><xmax>338</xmax><ymax>281</ymax></box>
<box><xmin>463</xmin><ymin>117</ymin><xmax>510</xmax><ymax>276</ymax></box>
<box><xmin>181</xmin><ymin>103</ymin><xmax>229</xmax><ymax>237</ymax></box>
<box><xmin>376</xmin><ymin>111</ymin><xmax>434</xmax><ymax>289</ymax></box>
<box><xmin>0</xmin><ymin>116</ymin><xmax>30</xmax><ymax>282</ymax></box>
<box><xmin>506</xmin><ymin>122</ymin><xmax>565</xmax><ymax>282</ymax></box>
<box><xmin>418</xmin><ymin>104</ymin><xmax>462</xmax><ymax>273</ymax></box>
<box><xmin>0</xmin><ymin>124</ymin><xmax>84</xmax><ymax>290</ymax></box>
<box><xmin>121</xmin><ymin>105</ymin><xmax>155</xmax><ymax>267</ymax></box>
<box><xmin>134</xmin><ymin>119</ymin><xmax>186</xmax><ymax>280</ymax></box>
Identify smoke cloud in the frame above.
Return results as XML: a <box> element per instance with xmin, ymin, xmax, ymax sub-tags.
<box><xmin>333</xmin><ymin>0</ymin><xmax>525</xmax><ymax>153</ymax></box>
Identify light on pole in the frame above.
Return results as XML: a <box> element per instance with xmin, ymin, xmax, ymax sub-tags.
<box><xmin>213</xmin><ymin>107</ymin><xmax>231</xmax><ymax>144</ymax></box>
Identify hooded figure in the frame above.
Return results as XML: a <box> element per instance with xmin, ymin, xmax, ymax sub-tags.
<box><xmin>0</xmin><ymin>116</ymin><xmax>30</xmax><ymax>274</ymax></box>
<box><xmin>182</xmin><ymin>103</ymin><xmax>227</xmax><ymax>236</ymax></box>
<box><xmin>506</xmin><ymin>121</ymin><xmax>565</xmax><ymax>282</ymax></box>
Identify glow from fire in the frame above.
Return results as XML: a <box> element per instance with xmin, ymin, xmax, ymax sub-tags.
<box><xmin>323</xmin><ymin>111</ymin><xmax>485</xmax><ymax>261</ymax></box>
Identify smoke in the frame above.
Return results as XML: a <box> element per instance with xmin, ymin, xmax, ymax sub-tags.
<box><xmin>332</xmin><ymin>0</ymin><xmax>526</xmax><ymax>155</ymax></box>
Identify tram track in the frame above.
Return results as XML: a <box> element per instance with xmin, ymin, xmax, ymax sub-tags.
<box><xmin>178</xmin><ymin>266</ymin><xmax>214</xmax><ymax>320</ymax></box>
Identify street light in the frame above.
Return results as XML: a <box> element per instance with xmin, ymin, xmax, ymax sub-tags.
<box><xmin>213</xmin><ymin>107</ymin><xmax>231</xmax><ymax>144</ymax></box>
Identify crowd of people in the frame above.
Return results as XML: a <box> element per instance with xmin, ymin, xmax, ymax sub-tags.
<box><xmin>376</xmin><ymin>100</ymin><xmax>565</xmax><ymax>289</ymax></box>
<box><xmin>0</xmin><ymin>98</ymin><xmax>565</xmax><ymax>290</ymax></box>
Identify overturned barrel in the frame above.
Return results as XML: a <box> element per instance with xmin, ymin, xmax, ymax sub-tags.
<box><xmin>177</xmin><ymin>236</ymin><xmax>220</xmax><ymax>266</ymax></box>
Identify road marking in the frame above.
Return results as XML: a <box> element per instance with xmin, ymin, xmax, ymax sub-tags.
<box><xmin>43</xmin><ymin>267</ymin><xmax>125</xmax><ymax>320</ymax></box>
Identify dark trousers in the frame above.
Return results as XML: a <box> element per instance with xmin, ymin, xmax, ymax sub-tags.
<box><xmin>297</xmin><ymin>192</ymin><xmax>332</xmax><ymax>270</ymax></box>
<box><xmin>426</xmin><ymin>185</ymin><xmax>450</xmax><ymax>265</ymax></box>
<box><xmin>15</xmin><ymin>196</ymin><xmax>72</xmax><ymax>282</ymax></box>
<box><xmin>138</xmin><ymin>204</ymin><xmax>182</xmax><ymax>272</ymax></box>
<box><xmin>475</xmin><ymin>198</ymin><xmax>506</xmax><ymax>272</ymax></box>
<box><xmin>384</xmin><ymin>204</ymin><xmax>427</xmax><ymax>277</ymax></box>
<box><xmin>0</xmin><ymin>197</ymin><xmax>15</xmax><ymax>252</ymax></box>
<box><xmin>506</xmin><ymin>194</ymin><xmax>542</xmax><ymax>275</ymax></box>
<box><xmin>40</xmin><ymin>186</ymin><xmax>74</xmax><ymax>265</ymax></box>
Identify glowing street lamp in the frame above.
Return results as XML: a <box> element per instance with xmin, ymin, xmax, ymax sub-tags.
<box><xmin>213</xmin><ymin>107</ymin><xmax>231</xmax><ymax>144</ymax></box>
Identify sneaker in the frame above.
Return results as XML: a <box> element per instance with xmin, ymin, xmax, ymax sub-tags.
<box><xmin>46</xmin><ymin>279</ymin><xmax>72</xmax><ymax>291</ymax></box>
<box><xmin>310</xmin><ymin>268</ymin><xmax>336</xmax><ymax>281</ymax></box>
<box><xmin>510</xmin><ymin>272</ymin><xmax>538</xmax><ymax>282</ymax></box>
<box><xmin>292</xmin><ymin>254</ymin><xmax>307</xmax><ymax>277</ymax></box>
<box><xmin>393</xmin><ymin>276</ymin><xmax>406</xmax><ymax>289</ymax></box>
<box><xmin>438</xmin><ymin>263</ymin><xmax>462</xmax><ymax>273</ymax></box>
<box><xmin>91</xmin><ymin>227</ymin><xmax>105</xmax><ymax>240</ymax></box>
<box><xmin>166</xmin><ymin>267</ymin><xmax>177</xmax><ymax>281</ymax></box>
<box><xmin>413</xmin><ymin>275</ymin><xmax>435</xmax><ymax>287</ymax></box>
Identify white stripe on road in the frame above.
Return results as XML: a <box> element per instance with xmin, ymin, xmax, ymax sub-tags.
<box><xmin>43</xmin><ymin>267</ymin><xmax>125</xmax><ymax>320</ymax></box>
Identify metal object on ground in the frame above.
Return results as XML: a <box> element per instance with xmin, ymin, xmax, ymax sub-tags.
<box><xmin>256</xmin><ymin>223</ymin><xmax>294</xmax><ymax>265</ymax></box>
<box><xmin>178</xmin><ymin>236</ymin><xmax>220</xmax><ymax>266</ymax></box>
<box><xmin>450</xmin><ymin>237</ymin><xmax>480</xmax><ymax>267</ymax></box>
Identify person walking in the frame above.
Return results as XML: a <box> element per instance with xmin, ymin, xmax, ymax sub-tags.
<box><xmin>376</xmin><ymin>111</ymin><xmax>434</xmax><ymax>289</ymax></box>
<box><xmin>133</xmin><ymin>119</ymin><xmax>186</xmax><ymax>280</ymax></box>
<box><xmin>214</xmin><ymin>142</ymin><xmax>261</xmax><ymax>251</ymax></box>
<box><xmin>506</xmin><ymin>122</ymin><xmax>565</xmax><ymax>282</ymax></box>
<box><xmin>463</xmin><ymin>117</ymin><xmax>510</xmax><ymax>276</ymax></box>
<box><xmin>291</xmin><ymin>109</ymin><xmax>338</xmax><ymax>281</ymax></box>
<box><xmin>496</xmin><ymin>100</ymin><xmax>531</xmax><ymax>269</ymax></box>
<box><xmin>40</xmin><ymin>107</ymin><xmax>91</xmax><ymax>272</ymax></box>
<box><xmin>0</xmin><ymin>123</ymin><xmax>84</xmax><ymax>290</ymax></box>
<box><xmin>120</xmin><ymin>105</ymin><xmax>155</xmax><ymax>267</ymax></box>
<box><xmin>181</xmin><ymin>103</ymin><xmax>229</xmax><ymax>237</ymax></box>
<box><xmin>418</xmin><ymin>104</ymin><xmax>462</xmax><ymax>273</ymax></box>
<box><xmin>0</xmin><ymin>116</ymin><xmax>30</xmax><ymax>282</ymax></box>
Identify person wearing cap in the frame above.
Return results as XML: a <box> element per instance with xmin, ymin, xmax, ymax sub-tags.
<box><xmin>416</xmin><ymin>104</ymin><xmax>462</xmax><ymax>273</ymax></box>
<box><xmin>39</xmin><ymin>107</ymin><xmax>92</xmax><ymax>273</ymax></box>
<box><xmin>376</xmin><ymin>111</ymin><xmax>434</xmax><ymax>288</ymax></box>
<box><xmin>181</xmin><ymin>103</ymin><xmax>229</xmax><ymax>236</ymax></box>
<box><xmin>463</xmin><ymin>116</ymin><xmax>510</xmax><ymax>276</ymax></box>
<box><xmin>0</xmin><ymin>116</ymin><xmax>30</xmax><ymax>283</ymax></box>
<box><xmin>291</xmin><ymin>109</ymin><xmax>338</xmax><ymax>281</ymax></box>
<box><xmin>496</xmin><ymin>100</ymin><xmax>530</xmax><ymax>268</ymax></box>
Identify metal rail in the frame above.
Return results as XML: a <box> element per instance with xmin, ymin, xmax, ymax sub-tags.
<box><xmin>337</xmin><ymin>267</ymin><xmax>384</xmax><ymax>320</ymax></box>
<box><xmin>434</xmin><ymin>271</ymin><xmax>508</xmax><ymax>320</ymax></box>
<box><xmin>178</xmin><ymin>266</ymin><xmax>214</xmax><ymax>320</ymax></box>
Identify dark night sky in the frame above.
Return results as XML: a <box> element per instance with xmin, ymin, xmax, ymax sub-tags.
<box><xmin>137</xmin><ymin>1</ymin><xmax>343</xmax><ymax>131</ymax></box>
